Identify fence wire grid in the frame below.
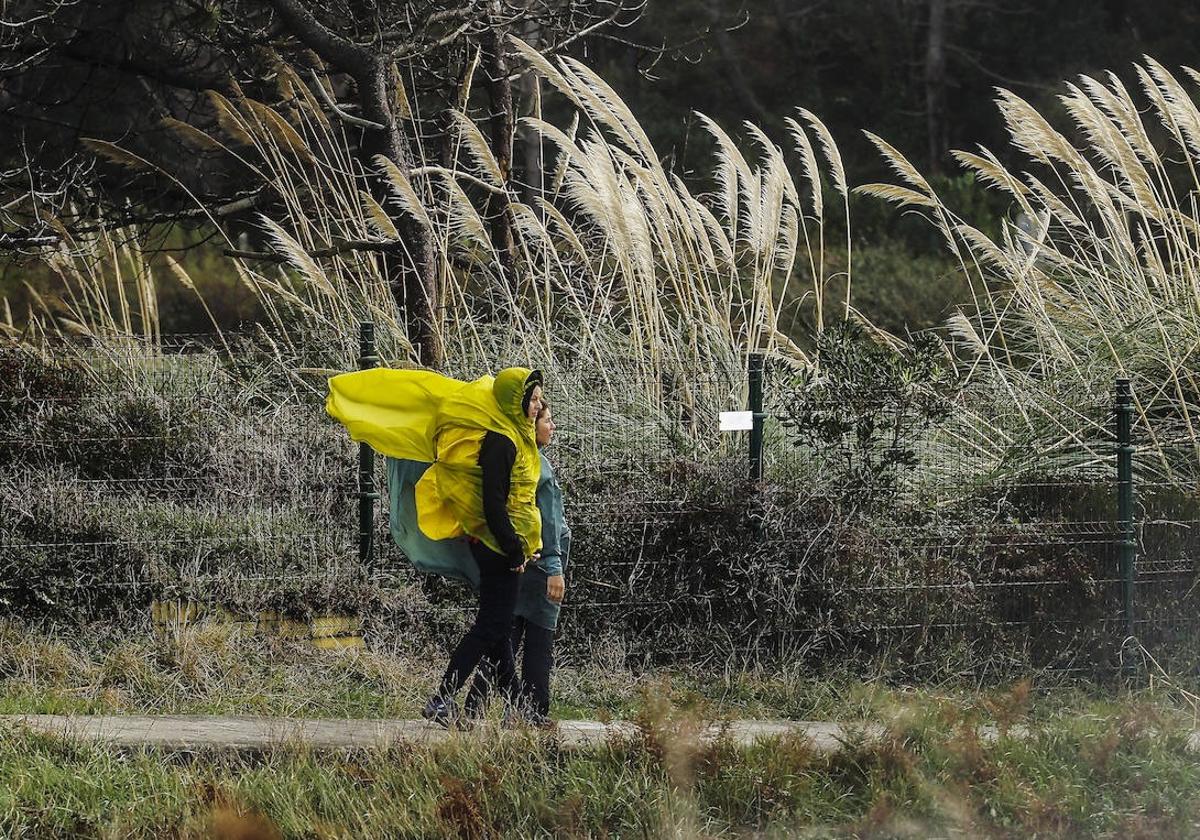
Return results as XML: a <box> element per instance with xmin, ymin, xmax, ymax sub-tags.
<box><xmin>1</xmin><ymin>332</ymin><xmax>1198</xmax><ymax>675</ymax></box>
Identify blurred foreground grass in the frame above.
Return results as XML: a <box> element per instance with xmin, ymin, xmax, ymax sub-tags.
<box><xmin>3</xmin><ymin>697</ymin><xmax>1200</xmax><ymax>838</ymax></box>
<box><xmin>4</xmin><ymin>622</ymin><xmax>1200</xmax><ymax>837</ymax></box>
<box><xmin>4</xmin><ymin>621</ymin><xmax>1200</xmax><ymax>727</ymax></box>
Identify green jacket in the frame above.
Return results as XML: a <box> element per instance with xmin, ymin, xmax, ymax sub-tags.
<box><xmin>387</xmin><ymin>452</ymin><xmax>570</xmax><ymax>629</ymax></box>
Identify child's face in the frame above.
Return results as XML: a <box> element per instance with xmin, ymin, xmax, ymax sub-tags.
<box><xmin>536</xmin><ymin>408</ymin><xmax>555</xmax><ymax>446</ymax></box>
<box><xmin>525</xmin><ymin>385</ymin><xmax>544</xmax><ymax>421</ymax></box>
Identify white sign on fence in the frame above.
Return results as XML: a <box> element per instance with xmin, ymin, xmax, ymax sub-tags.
<box><xmin>719</xmin><ymin>410</ymin><xmax>754</xmax><ymax>432</ymax></box>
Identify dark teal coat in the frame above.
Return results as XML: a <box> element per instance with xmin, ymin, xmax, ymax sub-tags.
<box><xmin>515</xmin><ymin>453</ymin><xmax>570</xmax><ymax>630</ymax></box>
<box><xmin>388</xmin><ymin>452</ymin><xmax>570</xmax><ymax>629</ymax></box>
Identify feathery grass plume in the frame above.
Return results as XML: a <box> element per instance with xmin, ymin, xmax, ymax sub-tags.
<box><xmin>1088</xmin><ymin>73</ymin><xmax>1158</xmax><ymax>165</ymax></box>
<box><xmin>863</xmin><ymin>131</ymin><xmax>935</xmax><ymax>196</ymax></box>
<box><xmin>509</xmin><ymin>36</ymin><xmax>578</xmax><ymax>110</ymax></box>
<box><xmin>277</xmin><ymin>63</ymin><xmax>330</xmax><ymax>128</ymax></box>
<box><xmin>560</xmin><ymin>56</ymin><xmax>658</xmax><ymax>165</ymax></box>
<box><xmin>854</xmin><ymin>183</ymin><xmax>938</xmax><ymax>209</ymax></box>
<box><xmin>159</xmin><ymin>117</ymin><xmax>228</xmax><ymax>153</ymax></box>
<box><xmin>437</xmin><ymin>174</ymin><xmax>496</xmax><ymax>261</ymax></box>
<box><xmin>245</xmin><ymin>99</ymin><xmax>315</xmax><ymax>164</ymax></box>
<box><xmin>373</xmin><ymin>154</ymin><xmax>433</xmax><ymax>231</ymax></box>
<box><xmin>1145</xmin><ymin>58</ymin><xmax>1200</xmax><ymax>163</ymax></box>
<box><xmin>783</xmin><ymin>117</ymin><xmax>822</xmax><ymax>219</ymax></box>
<box><xmin>449</xmin><ymin>110</ymin><xmax>505</xmax><ymax>186</ymax></box>
<box><xmin>207</xmin><ymin>91</ymin><xmax>255</xmax><ymax>146</ymax></box>
<box><xmin>80</xmin><ymin>140</ymin><xmax>155</xmax><ymax>173</ymax></box>
<box><xmin>694</xmin><ymin>113</ymin><xmax>749</xmax><ymax>235</ymax></box>
<box><xmin>360</xmin><ymin>191</ymin><xmax>400</xmax><ymax>239</ymax></box>
<box><xmin>547</xmin><ymin>112</ymin><xmax>580</xmax><ymax>196</ymax></box>
<box><xmin>797</xmin><ymin>108</ymin><xmax>847</xmax><ymax>199</ymax></box>
<box><xmin>535</xmin><ymin>198</ymin><xmax>593</xmax><ymax>270</ymax></box>
<box><xmin>952</xmin><ymin>149</ymin><xmax>1032</xmax><ymax>209</ymax></box>
<box><xmin>162</xmin><ymin>255</ymin><xmax>220</xmax><ymax>339</ymax></box>
<box><xmin>259</xmin><ymin>216</ymin><xmax>336</xmax><ymax>300</ymax></box>
<box><xmin>389</xmin><ymin>62</ymin><xmax>414</xmax><ymax>119</ymax></box>
<box><xmin>863</xmin><ymin>57</ymin><xmax>1200</xmax><ymax>480</ymax></box>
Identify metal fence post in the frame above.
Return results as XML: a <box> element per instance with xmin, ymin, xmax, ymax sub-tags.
<box><xmin>1115</xmin><ymin>377</ymin><xmax>1137</xmax><ymax>654</ymax></box>
<box><xmin>748</xmin><ymin>352</ymin><xmax>765</xmax><ymax>481</ymax></box>
<box><xmin>358</xmin><ymin>321</ymin><xmax>379</xmax><ymax>566</ymax></box>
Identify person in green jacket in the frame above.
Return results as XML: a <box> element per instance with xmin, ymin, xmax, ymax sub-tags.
<box><xmin>465</xmin><ymin>400</ymin><xmax>568</xmax><ymax>726</ymax></box>
<box><xmin>386</xmin><ymin>400</ymin><xmax>569</xmax><ymax>726</ymax></box>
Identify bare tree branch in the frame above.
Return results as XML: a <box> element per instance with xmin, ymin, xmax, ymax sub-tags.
<box><xmin>263</xmin><ymin>0</ymin><xmax>368</xmax><ymax>71</ymax></box>
<box><xmin>224</xmin><ymin>237</ymin><xmax>397</xmax><ymax>262</ymax></box>
<box><xmin>305</xmin><ymin>69</ymin><xmax>386</xmax><ymax>131</ymax></box>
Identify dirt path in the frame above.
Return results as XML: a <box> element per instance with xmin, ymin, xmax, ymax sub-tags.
<box><xmin>3</xmin><ymin>715</ymin><xmax>870</xmax><ymax>752</ymax></box>
<box><xmin>8</xmin><ymin>714</ymin><xmax>1199</xmax><ymax>754</ymax></box>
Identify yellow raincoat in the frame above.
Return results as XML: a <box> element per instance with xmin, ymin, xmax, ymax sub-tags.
<box><xmin>325</xmin><ymin>366</ymin><xmax>543</xmax><ymax>559</ymax></box>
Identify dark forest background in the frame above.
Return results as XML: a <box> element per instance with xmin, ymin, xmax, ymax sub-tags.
<box><xmin>3</xmin><ymin>0</ymin><xmax>1199</xmax><ymax>336</ymax></box>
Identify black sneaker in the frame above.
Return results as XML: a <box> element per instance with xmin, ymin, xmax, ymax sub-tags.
<box><xmin>502</xmin><ymin>704</ymin><xmax>555</xmax><ymax>731</ymax></box>
<box><xmin>421</xmin><ymin>695</ymin><xmax>457</xmax><ymax>729</ymax></box>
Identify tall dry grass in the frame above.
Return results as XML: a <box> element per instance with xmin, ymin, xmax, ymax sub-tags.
<box><xmin>8</xmin><ymin>44</ymin><xmax>856</xmax><ymax>449</ymax></box>
<box><xmin>860</xmin><ymin>58</ymin><xmax>1200</xmax><ymax>482</ymax></box>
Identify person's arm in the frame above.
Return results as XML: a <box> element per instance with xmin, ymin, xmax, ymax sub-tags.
<box><xmin>536</xmin><ymin>477</ymin><xmax>565</xmax><ymax>578</ymax></box>
<box><xmin>478</xmin><ymin>431</ymin><xmax>525</xmax><ymax>568</ymax></box>
<box><xmin>537</xmin><ymin>464</ymin><xmax>567</xmax><ymax>603</ymax></box>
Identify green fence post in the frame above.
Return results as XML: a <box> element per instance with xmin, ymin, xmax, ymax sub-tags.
<box><xmin>358</xmin><ymin>321</ymin><xmax>379</xmax><ymax>566</ymax></box>
<box><xmin>748</xmin><ymin>352</ymin><xmax>765</xmax><ymax>482</ymax></box>
<box><xmin>1115</xmin><ymin>377</ymin><xmax>1137</xmax><ymax>661</ymax></box>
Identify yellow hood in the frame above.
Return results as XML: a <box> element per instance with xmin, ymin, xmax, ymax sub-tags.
<box><xmin>325</xmin><ymin>366</ymin><xmax>542</xmax><ymax>557</ymax></box>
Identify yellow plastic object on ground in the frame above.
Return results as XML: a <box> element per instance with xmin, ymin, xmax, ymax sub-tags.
<box><xmin>150</xmin><ymin>599</ymin><xmax>203</xmax><ymax>633</ymax></box>
<box><xmin>148</xmin><ymin>605</ymin><xmax>364</xmax><ymax>650</ymax></box>
<box><xmin>257</xmin><ymin>611</ymin><xmax>310</xmax><ymax>639</ymax></box>
<box><xmin>326</xmin><ymin>366</ymin><xmax>542</xmax><ymax>558</ymax></box>
<box><xmin>310</xmin><ymin>615</ymin><xmax>365</xmax><ymax>650</ymax></box>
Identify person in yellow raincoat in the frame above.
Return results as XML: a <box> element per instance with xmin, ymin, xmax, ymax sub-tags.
<box><xmin>327</xmin><ymin>365</ymin><xmax>545</xmax><ymax>726</ymax></box>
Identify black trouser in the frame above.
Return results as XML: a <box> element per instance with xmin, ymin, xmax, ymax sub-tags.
<box><xmin>437</xmin><ymin>541</ymin><xmax>519</xmax><ymax>703</ymax></box>
<box><xmin>465</xmin><ymin>615</ymin><xmax>554</xmax><ymax>718</ymax></box>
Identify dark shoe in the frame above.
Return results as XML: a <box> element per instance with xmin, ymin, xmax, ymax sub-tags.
<box><xmin>502</xmin><ymin>704</ymin><xmax>554</xmax><ymax>731</ymax></box>
<box><xmin>421</xmin><ymin>695</ymin><xmax>457</xmax><ymax>729</ymax></box>
<box><xmin>462</xmin><ymin>689</ymin><xmax>488</xmax><ymax>723</ymax></box>
<box><xmin>461</xmin><ymin>702</ymin><xmax>487</xmax><ymax>730</ymax></box>
<box><xmin>528</xmin><ymin>712</ymin><xmax>556</xmax><ymax>731</ymax></box>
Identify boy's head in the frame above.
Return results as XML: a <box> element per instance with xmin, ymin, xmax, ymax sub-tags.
<box><xmin>535</xmin><ymin>400</ymin><xmax>555</xmax><ymax>447</ymax></box>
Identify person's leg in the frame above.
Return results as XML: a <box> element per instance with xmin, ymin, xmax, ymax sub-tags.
<box><xmin>510</xmin><ymin>616</ymin><xmax>527</xmax><ymax>660</ymax></box>
<box><xmin>520</xmin><ymin>622</ymin><xmax>554</xmax><ymax>721</ymax></box>
<box><xmin>463</xmin><ymin>652</ymin><xmax>496</xmax><ymax>719</ymax></box>
<box><xmin>506</xmin><ymin>617</ymin><xmax>528</xmax><ymax>715</ymax></box>
<box><xmin>425</xmin><ymin>543</ymin><xmax>518</xmax><ymax>723</ymax></box>
<box><xmin>490</xmin><ymin>624</ymin><xmax>517</xmax><ymax>710</ymax></box>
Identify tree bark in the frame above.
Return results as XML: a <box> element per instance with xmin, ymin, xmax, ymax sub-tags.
<box><xmin>355</xmin><ymin>57</ymin><xmax>443</xmax><ymax>368</ymax></box>
<box><xmin>482</xmin><ymin>1</ymin><xmax>518</xmax><ymax>282</ymax></box>
<box><xmin>706</xmin><ymin>0</ymin><xmax>770</xmax><ymax>125</ymax></box>
<box><xmin>517</xmin><ymin>17</ymin><xmax>544</xmax><ymax>212</ymax></box>
<box><xmin>924</xmin><ymin>0</ymin><xmax>948</xmax><ymax>175</ymax></box>
<box><xmin>267</xmin><ymin>0</ymin><xmax>441</xmax><ymax>367</ymax></box>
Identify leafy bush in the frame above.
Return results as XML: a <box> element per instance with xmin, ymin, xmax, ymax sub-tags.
<box><xmin>780</xmin><ymin>322</ymin><xmax>960</xmax><ymax>505</ymax></box>
<box><xmin>558</xmin><ymin>454</ymin><xmax>1112</xmax><ymax>675</ymax></box>
<box><xmin>0</xmin><ymin>341</ymin><xmax>362</xmax><ymax>623</ymax></box>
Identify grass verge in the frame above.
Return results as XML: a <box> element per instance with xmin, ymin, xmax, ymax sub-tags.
<box><xmin>4</xmin><ymin>621</ymin><xmax>1200</xmax><ymax>728</ymax></box>
<box><xmin>3</xmin><ymin>705</ymin><xmax>1200</xmax><ymax>838</ymax></box>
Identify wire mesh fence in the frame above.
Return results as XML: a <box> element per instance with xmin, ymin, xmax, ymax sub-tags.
<box><xmin>2</xmin><ymin>331</ymin><xmax>1197</xmax><ymax>675</ymax></box>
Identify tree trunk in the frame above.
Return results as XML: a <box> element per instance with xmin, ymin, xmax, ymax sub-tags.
<box><xmin>517</xmin><ymin>17</ymin><xmax>544</xmax><ymax>212</ymax></box>
<box><xmin>357</xmin><ymin>61</ymin><xmax>448</xmax><ymax>364</ymax></box>
<box><xmin>354</xmin><ymin>58</ymin><xmax>442</xmax><ymax>368</ymax></box>
<box><xmin>266</xmin><ymin>0</ymin><xmax>441</xmax><ymax>366</ymax></box>
<box><xmin>924</xmin><ymin>0</ymin><xmax>948</xmax><ymax>175</ymax></box>
<box><xmin>707</xmin><ymin>0</ymin><xmax>770</xmax><ymax>125</ymax></box>
<box><xmin>482</xmin><ymin>3</ymin><xmax>518</xmax><ymax>282</ymax></box>
<box><xmin>518</xmin><ymin>72</ymin><xmax>544</xmax><ymax>209</ymax></box>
